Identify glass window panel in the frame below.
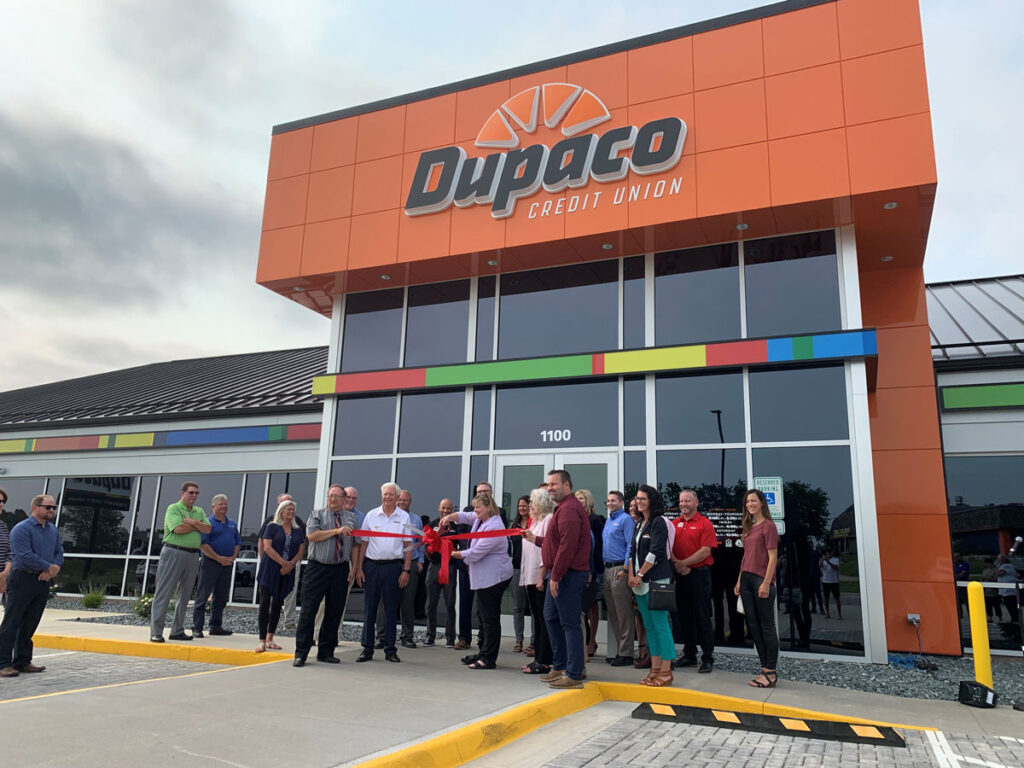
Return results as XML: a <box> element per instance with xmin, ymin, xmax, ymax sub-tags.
<box><xmin>469</xmin><ymin>455</ymin><xmax>489</xmax><ymax>508</ymax></box>
<box><xmin>624</xmin><ymin>376</ymin><xmax>646</xmax><ymax>446</ymax></box>
<box><xmin>333</xmin><ymin>394</ymin><xmax>397</xmax><ymax>455</ymax></box>
<box><xmin>331</xmin><ymin>459</ymin><xmax>392</xmax><ymax>509</ymax></box>
<box><xmin>129</xmin><ymin>476</ymin><xmax>158</xmax><ymax>556</ymax></box>
<box><xmin>476</xmin><ymin>276</ymin><xmax>496</xmax><ymax>362</ymax></box>
<box><xmin>405</xmin><ymin>280</ymin><xmax>470</xmax><ymax>367</ymax></box>
<box><xmin>0</xmin><ymin>477</ymin><xmax>46</xmax><ymax>529</ymax></box>
<box><xmin>744</xmin><ymin>231</ymin><xmax>840</xmax><ymax>338</ymax></box>
<box><xmin>127</xmin><ymin>556</ymin><xmax>149</xmax><ymax>595</ymax></box>
<box><xmin>498</xmin><ymin>261</ymin><xmax>619</xmax><ymax>359</ymax></box>
<box><xmin>656</xmin><ymin>372</ymin><xmax>745</xmax><ymax>444</ymax></box>
<box><xmin>45</xmin><ymin>477</ymin><xmax>64</xmax><ymax>498</ymax></box>
<box><xmin>752</xmin><ymin>445</ymin><xmax>861</xmax><ymax>656</ymax></box>
<box><xmin>500</xmin><ymin>464</ymin><xmax>547</xmax><ymax>513</ymax></box>
<box><xmin>495</xmin><ymin>380</ymin><xmax>618</xmax><ymax>449</ymax></box>
<box><xmin>749</xmin><ymin>365</ymin><xmax>848</xmax><ymax>442</ymax></box>
<box><xmin>239</xmin><ymin>473</ymin><xmax>267</xmax><ymax>549</ymax></box>
<box><xmin>263</xmin><ymin>472</ymin><xmax>315</xmax><ymax>529</ymax></box>
<box><xmin>624</xmin><ymin>451</ymin><xmax>647</xmax><ymax>500</ymax></box>
<box><xmin>946</xmin><ymin>456</ymin><xmax>1024</xmax><ymax>510</ymax></box>
<box><xmin>340</xmin><ymin>288</ymin><xmax>404</xmax><ymax>373</ymax></box>
<box><xmin>471</xmin><ymin>387</ymin><xmax>491</xmax><ymax>451</ymax></box>
<box><xmin>231</xmin><ymin>547</ymin><xmax>259</xmax><ymax>604</ymax></box>
<box><xmin>655</xmin><ymin>244</ymin><xmax>740</xmax><ymax>345</ymax></box>
<box><xmin>59</xmin><ymin>477</ymin><xmax>137</xmax><ymax>555</ymax></box>
<box><xmin>57</xmin><ymin>557</ymin><xmax>126</xmax><ymax>595</ymax></box>
<box><xmin>396</xmin><ymin>457</ymin><xmax>462</xmax><ymax>524</ymax></box>
<box><xmin>657</xmin><ymin>449</ymin><xmax>747</xmax><ymax>543</ymax></box>
<box><xmin>398</xmin><ymin>390</ymin><xmax>464</xmax><ymax>453</ymax></box>
<box><xmin>154</xmin><ymin>474</ymin><xmax>243</xmax><ymax>554</ymax></box>
<box><xmin>564</xmin><ymin>463</ymin><xmax>609</xmax><ymax>519</ymax></box>
<box><xmin>624</xmin><ymin>255</ymin><xmax>645</xmax><ymax>349</ymax></box>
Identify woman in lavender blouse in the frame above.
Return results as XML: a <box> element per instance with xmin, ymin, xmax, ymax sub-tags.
<box><xmin>441</xmin><ymin>493</ymin><xmax>513</xmax><ymax>670</ymax></box>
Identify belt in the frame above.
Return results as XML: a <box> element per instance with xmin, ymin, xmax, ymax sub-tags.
<box><xmin>604</xmin><ymin>561</ymin><xmax>625</xmax><ymax>569</ymax></box>
<box><xmin>368</xmin><ymin>558</ymin><xmax>402</xmax><ymax>565</ymax></box>
<box><xmin>16</xmin><ymin>568</ymin><xmax>43</xmax><ymax>576</ymax></box>
<box><xmin>164</xmin><ymin>543</ymin><xmax>199</xmax><ymax>553</ymax></box>
<box><xmin>309</xmin><ymin>560</ymin><xmax>349</xmax><ymax>567</ymax></box>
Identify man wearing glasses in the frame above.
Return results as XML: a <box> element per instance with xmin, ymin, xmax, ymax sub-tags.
<box><xmin>0</xmin><ymin>494</ymin><xmax>64</xmax><ymax>677</ymax></box>
<box><xmin>150</xmin><ymin>482</ymin><xmax>211</xmax><ymax>643</ymax></box>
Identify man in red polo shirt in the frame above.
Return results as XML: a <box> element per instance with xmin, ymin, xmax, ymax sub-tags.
<box><xmin>671</xmin><ymin>489</ymin><xmax>717</xmax><ymax>673</ymax></box>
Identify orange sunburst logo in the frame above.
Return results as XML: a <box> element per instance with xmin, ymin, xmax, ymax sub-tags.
<box><xmin>475</xmin><ymin>83</ymin><xmax>611</xmax><ymax>149</ymax></box>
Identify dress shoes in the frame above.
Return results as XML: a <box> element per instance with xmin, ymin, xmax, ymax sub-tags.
<box><xmin>19</xmin><ymin>664</ymin><xmax>45</xmax><ymax>673</ymax></box>
<box><xmin>168</xmin><ymin>632</ymin><xmax>193</xmax><ymax>641</ymax></box>
<box><xmin>400</xmin><ymin>639</ymin><xmax>417</xmax><ymax>649</ymax></box>
<box><xmin>672</xmin><ymin>656</ymin><xmax>697</xmax><ymax>669</ymax></box>
<box><xmin>210</xmin><ymin>627</ymin><xmax>233</xmax><ymax>636</ymax></box>
<box><xmin>0</xmin><ymin>666</ymin><xmax>20</xmax><ymax>677</ymax></box>
<box><xmin>374</xmin><ymin>640</ymin><xmax>384</xmax><ymax>650</ymax></box>
<box><xmin>453</xmin><ymin>639</ymin><xmax>469</xmax><ymax>650</ymax></box>
<box><xmin>150</xmin><ymin>635</ymin><xmax>165</xmax><ymax>643</ymax></box>
<box><xmin>317</xmin><ymin>655</ymin><xmax>341</xmax><ymax>664</ymax></box>
<box><xmin>192</xmin><ymin>629</ymin><xmax>205</xmax><ymax>639</ymax></box>
<box><xmin>609</xmin><ymin>656</ymin><xmax>635</xmax><ymax>667</ymax></box>
<box><xmin>698</xmin><ymin>660</ymin><xmax>714</xmax><ymax>674</ymax></box>
<box><xmin>423</xmin><ymin>637</ymin><xmax>435</xmax><ymax>647</ymax></box>
<box><xmin>292</xmin><ymin>656</ymin><xmax>307</xmax><ymax>667</ymax></box>
<box><xmin>385</xmin><ymin>652</ymin><xmax>401</xmax><ymax>663</ymax></box>
<box><xmin>356</xmin><ymin>650</ymin><xmax>374</xmax><ymax>663</ymax></box>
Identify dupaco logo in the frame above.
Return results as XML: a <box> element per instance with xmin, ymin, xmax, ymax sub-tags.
<box><xmin>405</xmin><ymin>83</ymin><xmax>687</xmax><ymax>219</ymax></box>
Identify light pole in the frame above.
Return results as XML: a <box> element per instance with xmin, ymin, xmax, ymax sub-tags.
<box><xmin>711</xmin><ymin>409</ymin><xmax>725</xmax><ymax>505</ymax></box>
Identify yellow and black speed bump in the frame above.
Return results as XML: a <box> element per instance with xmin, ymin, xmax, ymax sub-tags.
<box><xmin>632</xmin><ymin>703</ymin><xmax>906</xmax><ymax>748</ymax></box>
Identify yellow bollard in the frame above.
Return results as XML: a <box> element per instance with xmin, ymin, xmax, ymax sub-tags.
<box><xmin>967</xmin><ymin>581</ymin><xmax>992</xmax><ymax>689</ymax></box>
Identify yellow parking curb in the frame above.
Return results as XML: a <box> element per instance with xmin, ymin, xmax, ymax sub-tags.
<box><xmin>33</xmin><ymin>634</ymin><xmax>290</xmax><ymax>666</ymax></box>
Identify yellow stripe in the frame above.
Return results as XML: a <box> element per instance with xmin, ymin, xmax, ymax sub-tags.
<box><xmin>851</xmin><ymin>725</ymin><xmax>884</xmax><ymax>739</ymax></box>
<box><xmin>113</xmin><ymin>433</ymin><xmax>154</xmax><ymax>448</ymax></box>
<box><xmin>780</xmin><ymin>718</ymin><xmax>811</xmax><ymax>731</ymax></box>
<box><xmin>0</xmin><ymin>438</ymin><xmax>29</xmax><ymax>454</ymax></box>
<box><xmin>312</xmin><ymin>375</ymin><xmax>337</xmax><ymax>395</ymax></box>
<box><xmin>603</xmin><ymin>345</ymin><xmax>706</xmax><ymax>374</ymax></box>
<box><xmin>98</xmin><ymin>435</ymin><xmax>111</xmax><ymax>449</ymax></box>
<box><xmin>649</xmin><ymin>703</ymin><xmax>675</xmax><ymax>716</ymax></box>
<box><xmin>33</xmin><ymin>634</ymin><xmax>290</xmax><ymax>666</ymax></box>
<box><xmin>712</xmin><ymin>710</ymin><xmax>740</xmax><ymax>723</ymax></box>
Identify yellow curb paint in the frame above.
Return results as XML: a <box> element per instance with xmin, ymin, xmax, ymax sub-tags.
<box><xmin>712</xmin><ymin>710</ymin><xmax>740</xmax><ymax>724</ymax></box>
<box><xmin>33</xmin><ymin>634</ymin><xmax>290</xmax><ymax>667</ymax></box>
<box><xmin>851</xmin><ymin>725</ymin><xmax>884</xmax><ymax>739</ymax></box>
<box><xmin>594</xmin><ymin>682</ymin><xmax>764</xmax><ymax>715</ymax></box>
<box><xmin>759</xmin><ymin>701</ymin><xmax>931</xmax><ymax>732</ymax></box>
<box><xmin>780</xmin><ymin>718</ymin><xmax>811</xmax><ymax>732</ymax></box>
<box><xmin>649</xmin><ymin>703</ymin><xmax>675</xmax><ymax>716</ymax></box>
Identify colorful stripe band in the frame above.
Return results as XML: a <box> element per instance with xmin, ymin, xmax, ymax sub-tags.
<box><xmin>313</xmin><ymin>329</ymin><xmax>877</xmax><ymax>397</ymax></box>
<box><xmin>0</xmin><ymin>423</ymin><xmax>322</xmax><ymax>456</ymax></box>
<box><xmin>940</xmin><ymin>382</ymin><xmax>1024</xmax><ymax>411</ymax></box>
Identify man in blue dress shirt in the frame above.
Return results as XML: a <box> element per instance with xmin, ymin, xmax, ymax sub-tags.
<box><xmin>0</xmin><ymin>494</ymin><xmax>64</xmax><ymax>678</ymax></box>
<box><xmin>601</xmin><ymin>490</ymin><xmax>636</xmax><ymax>667</ymax></box>
<box><xmin>192</xmin><ymin>493</ymin><xmax>242</xmax><ymax>638</ymax></box>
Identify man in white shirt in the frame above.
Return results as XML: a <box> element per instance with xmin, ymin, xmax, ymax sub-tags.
<box><xmin>355</xmin><ymin>482</ymin><xmax>413</xmax><ymax>663</ymax></box>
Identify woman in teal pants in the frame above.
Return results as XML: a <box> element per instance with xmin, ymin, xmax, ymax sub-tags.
<box><xmin>627</xmin><ymin>484</ymin><xmax>674</xmax><ymax>687</ymax></box>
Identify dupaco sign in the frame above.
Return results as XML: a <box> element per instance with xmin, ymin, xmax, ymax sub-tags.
<box><xmin>405</xmin><ymin>83</ymin><xmax>688</xmax><ymax>220</ymax></box>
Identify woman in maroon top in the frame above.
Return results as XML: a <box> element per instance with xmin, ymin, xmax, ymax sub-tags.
<box><xmin>734</xmin><ymin>489</ymin><xmax>779</xmax><ymax>688</ymax></box>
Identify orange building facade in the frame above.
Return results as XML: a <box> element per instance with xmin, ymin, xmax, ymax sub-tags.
<box><xmin>257</xmin><ymin>0</ymin><xmax>955</xmax><ymax>659</ymax></box>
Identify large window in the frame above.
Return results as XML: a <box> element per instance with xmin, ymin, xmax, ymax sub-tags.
<box><xmin>749</xmin><ymin>365</ymin><xmax>848</xmax><ymax>442</ymax></box>
<box><xmin>404</xmin><ymin>280</ymin><xmax>470</xmax><ymax>367</ymax></box>
<box><xmin>398</xmin><ymin>390</ymin><xmax>464</xmax><ymax>453</ymax></box>
<box><xmin>498</xmin><ymin>261</ymin><xmax>619</xmax><ymax>359</ymax></box>
<box><xmin>0</xmin><ymin>477</ymin><xmax>46</xmax><ymax>529</ymax></box>
<box><xmin>656</xmin><ymin>372</ymin><xmax>745</xmax><ymax>445</ymax></box>
<box><xmin>396</xmin><ymin>457</ymin><xmax>462</xmax><ymax>521</ymax></box>
<box><xmin>495</xmin><ymin>380</ymin><xmax>618</xmax><ymax>449</ymax></box>
<box><xmin>334</xmin><ymin>394</ymin><xmax>397</xmax><ymax>456</ymax></box>
<box><xmin>340</xmin><ymin>288</ymin><xmax>404</xmax><ymax>372</ymax></box>
<box><xmin>655</xmin><ymin>244</ymin><xmax>740</xmax><ymax>345</ymax></box>
<box><xmin>60</xmin><ymin>477</ymin><xmax>136</xmax><ymax>555</ymax></box>
<box><xmin>623</xmin><ymin>255</ymin><xmax>645</xmax><ymax>349</ymax></box>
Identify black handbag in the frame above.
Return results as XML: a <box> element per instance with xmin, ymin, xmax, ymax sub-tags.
<box><xmin>648</xmin><ymin>580</ymin><xmax>675</xmax><ymax>611</ymax></box>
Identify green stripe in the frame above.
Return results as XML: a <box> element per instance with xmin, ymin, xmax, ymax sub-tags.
<box><xmin>942</xmin><ymin>383</ymin><xmax>1024</xmax><ymax>410</ymax></box>
<box><xmin>792</xmin><ymin>336</ymin><xmax>814</xmax><ymax>360</ymax></box>
<box><xmin>425</xmin><ymin>355</ymin><xmax>593</xmax><ymax>387</ymax></box>
<box><xmin>268</xmin><ymin>425</ymin><xmax>287</xmax><ymax>441</ymax></box>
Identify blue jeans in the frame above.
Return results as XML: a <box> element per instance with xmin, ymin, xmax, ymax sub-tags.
<box><xmin>543</xmin><ymin>569</ymin><xmax>588</xmax><ymax>681</ymax></box>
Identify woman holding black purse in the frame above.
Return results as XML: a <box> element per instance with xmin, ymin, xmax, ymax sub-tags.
<box><xmin>627</xmin><ymin>484</ymin><xmax>674</xmax><ymax>687</ymax></box>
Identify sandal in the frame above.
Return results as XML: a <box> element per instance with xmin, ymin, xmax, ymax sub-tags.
<box><xmin>522</xmin><ymin>662</ymin><xmax>551</xmax><ymax>674</ymax></box>
<box><xmin>748</xmin><ymin>671</ymin><xmax>777</xmax><ymax>688</ymax></box>
<box><xmin>645</xmin><ymin>670</ymin><xmax>674</xmax><ymax>687</ymax></box>
<box><xmin>265</xmin><ymin>641</ymin><xmax>282</xmax><ymax>650</ymax></box>
<box><xmin>523</xmin><ymin>645</ymin><xmax>535</xmax><ymax>657</ymax></box>
<box><xmin>255</xmin><ymin>642</ymin><xmax>266</xmax><ymax>653</ymax></box>
<box><xmin>461</xmin><ymin>653</ymin><xmax>481</xmax><ymax>665</ymax></box>
<box><xmin>468</xmin><ymin>659</ymin><xmax>496</xmax><ymax>670</ymax></box>
<box><xmin>513</xmin><ymin>641</ymin><xmax>523</xmax><ymax>653</ymax></box>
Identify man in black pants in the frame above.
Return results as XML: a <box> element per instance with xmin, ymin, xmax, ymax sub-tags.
<box><xmin>670</xmin><ymin>490</ymin><xmax>717</xmax><ymax>673</ymax></box>
<box><xmin>293</xmin><ymin>485</ymin><xmax>357</xmax><ymax>667</ymax></box>
<box><xmin>0</xmin><ymin>494</ymin><xmax>64</xmax><ymax>678</ymax></box>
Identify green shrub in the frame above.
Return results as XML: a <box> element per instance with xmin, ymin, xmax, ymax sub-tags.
<box><xmin>82</xmin><ymin>588</ymin><xmax>106</xmax><ymax>609</ymax></box>
<box><xmin>133</xmin><ymin>595</ymin><xmax>153</xmax><ymax>619</ymax></box>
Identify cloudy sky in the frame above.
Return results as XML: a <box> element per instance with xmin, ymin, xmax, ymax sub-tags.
<box><xmin>1</xmin><ymin>1</ymin><xmax>1020</xmax><ymax>393</ymax></box>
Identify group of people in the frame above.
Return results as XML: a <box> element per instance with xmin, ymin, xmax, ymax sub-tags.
<box><xmin>0</xmin><ymin>476</ymin><xmax>783</xmax><ymax>689</ymax></box>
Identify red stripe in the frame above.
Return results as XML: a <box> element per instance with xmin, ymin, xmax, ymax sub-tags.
<box><xmin>286</xmin><ymin>423</ymin><xmax>322</xmax><ymax>441</ymax></box>
<box><xmin>33</xmin><ymin>436</ymin><xmax>101</xmax><ymax>452</ymax></box>
<box><xmin>334</xmin><ymin>368</ymin><xmax>427</xmax><ymax>394</ymax></box>
<box><xmin>705</xmin><ymin>339</ymin><xmax>768</xmax><ymax>367</ymax></box>
<box><xmin>592</xmin><ymin>353</ymin><xmax>604</xmax><ymax>375</ymax></box>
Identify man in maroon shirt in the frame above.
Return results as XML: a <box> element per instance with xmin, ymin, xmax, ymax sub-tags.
<box><xmin>523</xmin><ymin>469</ymin><xmax>590</xmax><ymax>689</ymax></box>
<box><xmin>671</xmin><ymin>489</ymin><xmax>717</xmax><ymax>673</ymax></box>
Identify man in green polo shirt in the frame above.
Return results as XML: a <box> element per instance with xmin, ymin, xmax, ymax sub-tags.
<box><xmin>150</xmin><ymin>481</ymin><xmax>211</xmax><ymax>643</ymax></box>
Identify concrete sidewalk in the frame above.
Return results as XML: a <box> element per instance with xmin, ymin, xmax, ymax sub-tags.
<box><xmin>3</xmin><ymin>607</ymin><xmax>1021</xmax><ymax>768</ymax></box>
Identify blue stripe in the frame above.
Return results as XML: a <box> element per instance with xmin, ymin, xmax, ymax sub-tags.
<box><xmin>164</xmin><ymin>427</ymin><xmax>271</xmax><ymax>447</ymax></box>
<box><xmin>766</xmin><ymin>338</ymin><xmax>793</xmax><ymax>362</ymax></box>
<box><xmin>812</xmin><ymin>330</ymin><xmax>877</xmax><ymax>359</ymax></box>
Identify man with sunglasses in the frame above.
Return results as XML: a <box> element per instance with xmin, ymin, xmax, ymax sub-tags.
<box><xmin>150</xmin><ymin>482</ymin><xmax>210</xmax><ymax>643</ymax></box>
<box><xmin>0</xmin><ymin>494</ymin><xmax>64</xmax><ymax>678</ymax></box>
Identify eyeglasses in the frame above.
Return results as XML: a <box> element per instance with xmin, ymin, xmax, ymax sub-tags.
<box><xmin>38</xmin><ymin>504</ymin><xmax>58</xmax><ymax>511</ymax></box>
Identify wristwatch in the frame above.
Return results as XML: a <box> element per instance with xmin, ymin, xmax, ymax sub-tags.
<box><xmin>403</xmin><ymin>569</ymin><xmax>411</xmax><ymax>574</ymax></box>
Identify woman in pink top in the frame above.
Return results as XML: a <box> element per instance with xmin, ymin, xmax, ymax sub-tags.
<box><xmin>734</xmin><ymin>489</ymin><xmax>779</xmax><ymax>688</ymax></box>
<box><xmin>520</xmin><ymin>488</ymin><xmax>554</xmax><ymax>675</ymax></box>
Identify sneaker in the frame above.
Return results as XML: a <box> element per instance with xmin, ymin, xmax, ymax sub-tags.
<box><xmin>445</xmin><ymin>641</ymin><xmax>455</xmax><ymax>649</ymax></box>
<box><xmin>423</xmin><ymin>637</ymin><xmax>435</xmax><ymax>647</ymax></box>
<box><xmin>192</xmin><ymin>629</ymin><xmax>205</xmax><ymax>639</ymax></box>
<box><xmin>539</xmin><ymin>668</ymin><xmax>565</xmax><ymax>683</ymax></box>
<box><xmin>210</xmin><ymin>627</ymin><xmax>233</xmax><ymax>636</ymax></box>
<box><xmin>549</xmin><ymin>675</ymin><xmax>584</xmax><ymax>689</ymax></box>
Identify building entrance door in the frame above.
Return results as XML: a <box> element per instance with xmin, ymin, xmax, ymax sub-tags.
<box><xmin>494</xmin><ymin>453</ymin><xmax>619</xmax><ymax>516</ymax></box>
